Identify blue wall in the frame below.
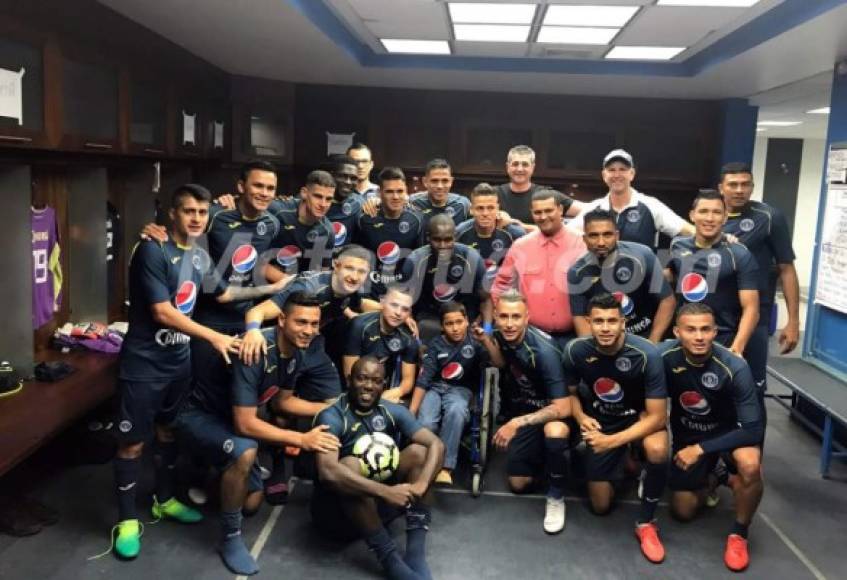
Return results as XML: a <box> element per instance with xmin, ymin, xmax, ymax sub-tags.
<box><xmin>717</xmin><ymin>98</ymin><xmax>759</xmax><ymax>178</ymax></box>
<box><xmin>805</xmin><ymin>63</ymin><xmax>847</xmax><ymax>378</ymax></box>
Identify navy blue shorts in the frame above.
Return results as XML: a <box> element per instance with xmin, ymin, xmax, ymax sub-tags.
<box><xmin>583</xmin><ymin>444</ymin><xmax>631</xmax><ymax>482</ymax></box>
<box><xmin>174</xmin><ymin>407</ymin><xmax>263</xmax><ymax>493</ymax></box>
<box><xmin>506</xmin><ymin>424</ymin><xmax>546</xmax><ymax>477</ymax></box>
<box><xmin>310</xmin><ymin>481</ymin><xmax>402</xmax><ymax>542</ymax></box>
<box><xmin>668</xmin><ymin>444</ymin><xmax>734</xmax><ymax>492</ymax></box>
<box><xmin>117</xmin><ymin>378</ymin><xmax>190</xmax><ymax>444</ymax></box>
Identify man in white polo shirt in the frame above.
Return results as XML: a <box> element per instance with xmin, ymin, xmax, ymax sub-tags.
<box><xmin>570</xmin><ymin>149</ymin><xmax>694</xmax><ymax>251</ymax></box>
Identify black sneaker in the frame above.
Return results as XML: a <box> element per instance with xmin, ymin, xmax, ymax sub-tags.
<box><xmin>0</xmin><ymin>361</ymin><xmax>22</xmax><ymax>398</ymax></box>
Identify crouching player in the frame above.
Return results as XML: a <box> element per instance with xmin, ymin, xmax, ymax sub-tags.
<box><xmin>410</xmin><ymin>301</ymin><xmax>503</xmax><ymax>485</ymax></box>
<box><xmin>176</xmin><ymin>291</ymin><xmax>341</xmax><ymax>575</ymax></box>
<box><xmin>660</xmin><ymin>303</ymin><xmax>764</xmax><ymax>572</ymax></box>
<box><xmin>313</xmin><ymin>356</ymin><xmax>445</xmax><ymax>580</ymax></box>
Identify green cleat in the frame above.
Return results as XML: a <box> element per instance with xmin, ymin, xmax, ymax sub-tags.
<box><xmin>151</xmin><ymin>497</ymin><xmax>203</xmax><ymax>524</ymax></box>
<box><xmin>115</xmin><ymin>519</ymin><xmax>142</xmax><ymax>559</ymax></box>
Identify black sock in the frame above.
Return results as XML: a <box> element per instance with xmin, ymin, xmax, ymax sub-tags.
<box><xmin>638</xmin><ymin>461</ymin><xmax>668</xmax><ymax>525</ymax></box>
<box><xmin>267</xmin><ymin>448</ymin><xmax>287</xmax><ymax>486</ymax></box>
<box><xmin>405</xmin><ymin>505</ymin><xmax>432</xmax><ymax>580</ymax></box>
<box><xmin>731</xmin><ymin>520</ymin><xmax>749</xmax><ymax>539</ymax></box>
<box><xmin>365</xmin><ymin>528</ymin><xmax>421</xmax><ymax>580</ymax></box>
<box><xmin>153</xmin><ymin>440</ymin><xmax>178</xmax><ymax>503</ymax></box>
<box><xmin>114</xmin><ymin>457</ymin><xmax>140</xmax><ymax>521</ymax></box>
<box><xmin>545</xmin><ymin>437</ymin><xmax>569</xmax><ymax>499</ymax></box>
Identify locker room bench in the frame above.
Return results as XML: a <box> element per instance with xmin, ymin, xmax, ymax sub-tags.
<box><xmin>0</xmin><ymin>351</ymin><xmax>117</xmax><ymax>477</ymax></box>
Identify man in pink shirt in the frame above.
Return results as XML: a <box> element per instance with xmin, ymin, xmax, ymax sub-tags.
<box><xmin>492</xmin><ymin>189</ymin><xmax>587</xmax><ymax>350</ymax></box>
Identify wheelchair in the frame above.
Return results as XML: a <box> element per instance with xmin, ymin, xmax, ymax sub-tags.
<box><xmin>466</xmin><ymin>366</ymin><xmax>498</xmax><ymax>497</ymax></box>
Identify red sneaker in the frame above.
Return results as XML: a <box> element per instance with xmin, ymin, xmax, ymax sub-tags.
<box><xmin>724</xmin><ymin>534</ymin><xmax>749</xmax><ymax>572</ymax></box>
<box><xmin>635</xmin><ymin>522</ymin><xmax>665</xmax><ymax>563</ymax></box>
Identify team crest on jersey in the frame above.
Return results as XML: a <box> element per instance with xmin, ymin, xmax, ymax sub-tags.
<box><xmin>387</xmin><ymin>337</ymin><xmax>402</xmax><ymax>352</ymax></box>
<box><xmin>119</xmin><ymin>420</ymin><xmax>133</xmax><ymax>433</ymax></box>
<box><xmin>287</xmin><ymin>359</ymin><xmax>297</xmax><ymax>374</ymax></box>
<box><xmin>307</xmin><ymin>229</ymin><xmax>319</xmax><ymax>243</ymax></box>
<box><xmin>615</xmin><ymin>357</ymin><xmax>632</xmax><ymax>372</ymax></box>
<box><xmin>740</xmin><ymin>218</ymin><xmax>755</xmax><ymax>232</ymax></box>
<box><xmin>222</xmin><ymin>439</ymin><xmax>235</xmax><ymax>454</ymax></box>
<box><xmin>191</xmin><ymin>250</ymin><xmax>210</xmax><ymax>272</ymax></box>
<box><xmin>371</xmin><ymin>415</ymin><xmax>387</xmax><ymax>431</ymax></box>
<box><xmin>626</xmin><ymin>209</ymin><xmax>640</xmax><ymax>223</ymax></box>
<box><xmin>449</xmin><ymin>264</ymin><xmax>464</xmax><ymax>278</ymax></box>
<box><xmin>615</xmin><ymin>267</ymin><xmax>632</xmax><ymax>282</ymax></box>
<box><xmin>446</xmin><ymin>206</ymin><xmax>456</xmax><ymax>216</ymax></box>
<box><xmin>707</xmin><ymin>253</ymin><xmax>722</xmax><ymax>268</ymax></box>
<box><xmin>492</xmin><ymin>239</ymin><xmax>505</xmax><ymax>252</ymax></box>
<box><xmin>342</xmin><ymin>201</ymin><xmax>353</xmax><ymax>216</ymax></box>
<box><xmin>257</xmin><ymin>222</ymin><xmax>267</xmax><ymax>236</ymax></box>
<box><xmin>461</xmin><ymin>344</ymin><xmax>475</xmax><ymax>359</ymax></box>
<box><xmin>398</xmin><ymin>221</ymin><xmax>410</xmax><ymax>234</ymax></box>
<box><xmin>701</xmin><ymin>372</ymin><xmax>720</xmax><ymax>390</ymax></box>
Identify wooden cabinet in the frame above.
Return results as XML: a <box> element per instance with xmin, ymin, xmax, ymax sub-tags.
<box><xmin>0</xmin><ymin>34</ymin><xmax>48</xmax><ymax>149</ymax></box>
<box><xmin>59</xmin><ymin>51</ymin><xmax>120</xmax><ymax>152</ymax></box>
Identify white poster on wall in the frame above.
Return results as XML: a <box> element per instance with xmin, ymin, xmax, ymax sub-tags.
<box><xmin>327</xmin><ymin>132</ymin><xmax>355</xmax><ymax>156</ymax></box>
<box><xmin>0</xmin><ymin>67</ymin><xmax>25</xmax><ymax>125</ymax></box>
<box><xmin>182</xmin><ymin>110</ymin><xmax>196</xmax><ymax>145</ymax></box>
<box><xmin>814</xmin><ymin>180</ymin><xmax>847</xmax><ymax>314</ymax></box>
<box><xmin>214</xmin><ymin>121</ymin><xmax>224</xmax><ymax>149</ymax></box>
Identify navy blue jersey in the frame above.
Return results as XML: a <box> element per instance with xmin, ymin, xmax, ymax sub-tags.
<box><xmin>494</xmin><ymin>326</ymin><xmax>567</xmax><ymax>415</ymax></box>
<box><xmin>497</xmin><ymin>183</ymin><xmax>573</xmax><ymax>226</ymax></box>
<box><xmin>119</xmin><ymin>240</ymin><xmax>208</xmax><ymax>381</ymax></box>
<box><xmin>455</xmin><ymin>219</ymin><xmax>526</xmax><ymax>290</ymax></box>
<box><xmin>343</xmin><ymin>312</ymin><xmax>419</xmax><ymax>384</ymax></box>
<box><xmin>400</xmin><ymin>243</ymin><xmax>486</xmax><ymax>320</ymax></box>
<box><xmin>270</xmin><ymin>271</ymin><xmax>363</xmax><ymax>330</ymax></box>
<box><xmin>417</xmin><ymin>332</ymin><xmax>488</xmax><ymax>391</ymax></box>
<box><xmin>227</xmin><ymin>328</ymin><xmax>340</xmax><ymax>411</ymax></box>
<box><xmin>315</xmin><ymin>393</ymin><xmax>422</xmax><ymax>458</ymax></box>
<box><xmin>409</xmin><ymin>192</ymin><xmax>471</xmax><ymax>231</ymax></box>
<box><xmin>659</xmin><ymin>340</ymin><xmax>762</xmax><ymax>452</ymax></box>
<box><xmin>724</xmin><ymin>201</ymin><xmax>795</xmax><ymax>308</ymax></box>
<box><xmin>327</xmin><ymin>194</ymin><xmax>364</xmax><ymax>249</ymax></box>
<box><xmin>269</xmin><ymin>201</ymin><xmax>335</xmax><ymax>274</ymax></box>
<box><xmin>667</xmin><ymin>237</ymin><xmax>759</xmax><ymax>335</ymax></box>
<box><xmin>355</xmin><ymin>208</ymin><xmax>425</xmax><ymax>298</ymax></box>
<box><xmin>563</xmin><ymin>335</ymin><xmax>667</xmax><ymax>433</ymax></box>
<box><xmin>195</xmin><ymin>204</ymin><xmax>280</xmax><ymax>331</ymax></box>
<box><xmin>568</xmin><ymin>241</ymin><xmax>671</xmax><ymax>336</ymax></box>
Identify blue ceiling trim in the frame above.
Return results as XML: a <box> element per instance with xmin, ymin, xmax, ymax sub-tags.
<box><xmin>287</xmin><ymin>0</ymin><xmax>845</xmax><ymax>78</ymax></box>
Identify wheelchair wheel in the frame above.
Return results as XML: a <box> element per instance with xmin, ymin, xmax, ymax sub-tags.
<box><xmin>479</xmin><ymin>368</ymin><xmax>495</xmax><ymax>467</ymax></box>
<box><xmin>471</xmin><ymin>471</ymin><xmax>483</xmax><ymax>497</ymax></box>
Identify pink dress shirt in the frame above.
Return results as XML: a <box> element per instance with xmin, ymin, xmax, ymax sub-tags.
<box><xmin>492</xmin><ymin>225</ymin><xmax>587</xmax><ymax>333</ymax></box>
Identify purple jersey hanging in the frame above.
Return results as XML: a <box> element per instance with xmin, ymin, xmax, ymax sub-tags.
<box><xmin>31</xmin><ymin>206</ymin><xmax>62</xmax><ymax>328</ymax></box>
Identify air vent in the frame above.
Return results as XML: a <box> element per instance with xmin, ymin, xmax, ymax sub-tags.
<box><xmin>543</xmin><ymin>48</ymin><xmax>595</xmax><ymax>59</ymax></box>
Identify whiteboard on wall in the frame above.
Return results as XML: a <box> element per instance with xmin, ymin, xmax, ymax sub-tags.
<box><xmin>813</xmin><ymin>145</ymin><xmax>847</xmax><ymax>313</ymax></box>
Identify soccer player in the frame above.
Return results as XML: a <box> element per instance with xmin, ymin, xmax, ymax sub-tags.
<box><xmin>719</xmin><ymin>161</ymin><xmax>800</xmax><ymax>395</ymax></box>
<box><xmin>325</xmin><ymin>154</ymin><xmax>363</xmax><ymax>247</ymax></box>
<box><xmin>174</xmin><ymin>291</ymin><xmax>341</xmax><ymax>575</ymax></box>
<box><xmin>355</xmin><ymin>167</ymin><xmax>425</xmax><ymax>298</ymax></box>
<box><xmin>660</xmin><ymin>303</ymin><xmax>764</xmax><ymax>572</ymax></box>
<box><xmin>312</xmin><ymin>356</ymin><xmax>445</xmax><ymax>580</ymax></box>
<box><xmin>410</xmin><ymin>302</ymin><xmax>504</xmax><ymax>485</ymax></box>
<box><xmin>342</xmin><ymin>286</ymin><xmax>419</xmax><ymax>403</ymax></box>
<box><xmin>563</xmin><ymin>293</ymin><xmax>669</xmax><ymax>563</ymax></box>
<box><xmin>568</xmin><ymin>209</ymin><xmax>675</xmax><ymax>342</ymax></box>
<box><xmin>665</xmin><ymin>190</ymin><xmax>760</xmax><ymax>355</ymax></box>
<box><xmin>400</xmin><ymin>214</ymin><xmax>491</xmax><ymax>339</ymax></box>
<box><xmin>455</xmin><ymin>183</ymin><xmax>526</xmax><ymax>292</ymax></box>
<box><xmin>347</xmin><ymin>142</ymin><xmax>380</xmax><ymax>198</ymax></box>
<box><xmin>408</xmin><ymin>158</ymin><xmax>471</xmax><ymax>229</ymax></box>
<box><xmin>570</xmin><ymin>149</ymin><xmax>694</xmax><ymax>251</ymax></box>
<box><xmin>112</xmin><ymin>184</ymin><xmax>241</xmax><ymax>559</ymax></box>
<box><xmin>490</xmin><ymin>291</ymin><xmax>571</xmax><ymax>534</ymax></box>
<box><xmin>269</xmin><ymin>170</ymin><xmax>336</xmax><ymax>274</ymax></box>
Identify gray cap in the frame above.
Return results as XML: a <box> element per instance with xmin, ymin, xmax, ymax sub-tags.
<box><xmin>603</xmin><ymin>148</ymin><xmax>634</xmax><ymax>168</ymax></box>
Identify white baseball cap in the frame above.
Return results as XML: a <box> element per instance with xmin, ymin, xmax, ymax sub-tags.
<box><xmin>603</xmin><ymin>149</ymin><xmax>634</xmax><ymax>168</ymax></box>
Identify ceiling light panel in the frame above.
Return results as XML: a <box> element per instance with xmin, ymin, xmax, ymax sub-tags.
<box><xmin>381</xmin><ymin>39</ymin><xmax>451</xmax><ymax>54</ymax></box>
<box><xmin>453</xmin><ymin>24</ymin><xmax>530</xmax><ymax>42</ymax></box>
<box><xmin>544</xmin><ymin>5</ymin><xmax>640</xmax><ymax>28</ymax></box>
<box><xmin>606</xmin><ymin>46</ymin><xmax>685</xmax><ymax>60</ymax></box>
<box><xmin>448</xmin><ymin>3</ymin><xmax>537</xmax><ymax>24</ymax></box>
<box><xmin>537</xmin><ymin>26</ymin><xmax>619</xmax><ymax>45</ymax></box>
<box><xmin>807</xmin><ymin>107</ymin><xmax>830</xmax><ymax>114</ymax></box>
<box><xmin>757</xmin><ymin>121</ymin><xmax>802</xmax><ymax>127</ymax></box>
<box><xmin>657</xmin><ymin>1</ymin><xmax>760</xmax><ymax>7</ymax></box>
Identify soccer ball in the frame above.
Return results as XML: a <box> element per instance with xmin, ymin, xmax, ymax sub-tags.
<box><xmin>352</xmin><ymin>432</ymin><xmax>400</xmax><ymax>482</ymax></box>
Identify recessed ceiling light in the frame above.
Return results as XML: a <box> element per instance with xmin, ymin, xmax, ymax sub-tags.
<box><xmin>453</xmin><ymin>24</ymin><xmax>530</xmax><ymax>43</ymax></box>
<box><xmin>657</xmin><ymin>1</ymin><xmax>760</xmax><ymax>7</ymax></box>
<box><xmin>545</xmin><ymin>5</ymin><xmax>639</xmax><ymax>28</ymax></box>
<box><xmin>448</xmin><ymin>2</ymin><xmax>536</xmax><ymax>25</ymax></box>
<box><xmin>380</xmin><ymin>39</ymin><xmax>451</xmax><ymax>55</ymax></box>
<box><xmin>606</xmin><ymin>46</ymin><xmax>685</xmax><ymax>60</ymax></box>
<box><xmin>538</xmin><ymin>26</ymin><xmax>619</xmax><ymax>45</ymax></box>
<box><xmin>756</xmin><ymin>127</ymin><xmax>767</xmax><ymax>132</ymax></box>
<box><xmin>807</xmin><ymin>107</ymin><xmax>831</xmax><ymax>115</ymax></box>
<box><xmin>757</xmin><ymin>121</ymin><xmax>802</xmax><ymax>127</ymax></box>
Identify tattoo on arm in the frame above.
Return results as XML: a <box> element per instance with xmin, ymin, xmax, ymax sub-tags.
<box><xmin>515</xmin><ymin>404</ymin><xmax>559</xmax><ymax>427</ymax></box>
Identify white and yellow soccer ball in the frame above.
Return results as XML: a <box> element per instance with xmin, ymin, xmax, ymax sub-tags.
<box><xmin>352</xmin><ymin>432</ymin><xmax>400</xmax><ymax>482</ymax></box>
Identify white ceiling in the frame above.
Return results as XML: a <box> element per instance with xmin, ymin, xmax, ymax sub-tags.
<box><xmin>752</xmin><ymin>72</ymin><xmax>832</xmax><ymax>140</ymax></box>
<box><xmin>96</xmin><ymin>0</ymin><xmax>847</xmax><ymax>105</ymax></box>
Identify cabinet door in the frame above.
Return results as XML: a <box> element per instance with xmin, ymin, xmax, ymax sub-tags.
<box><xmin>0</xmin><ymin>36</ymin><xmax>45</xmax><ymax>148</ymax></box>
<box><xmin>128</xmin><ymin>77</ymin><xmax>167</xmax><ymax>156</ymax></box>
<box><xmin>61</xmin><ymin>55</ymin><xmax>119</xmax><ymax>151</ymax></box>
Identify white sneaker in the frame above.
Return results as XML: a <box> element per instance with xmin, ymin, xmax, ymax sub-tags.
<box><xmin>543</xmin><ymin>497</ymin><xmax>566</xmax><ymax>534</ymax></box>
